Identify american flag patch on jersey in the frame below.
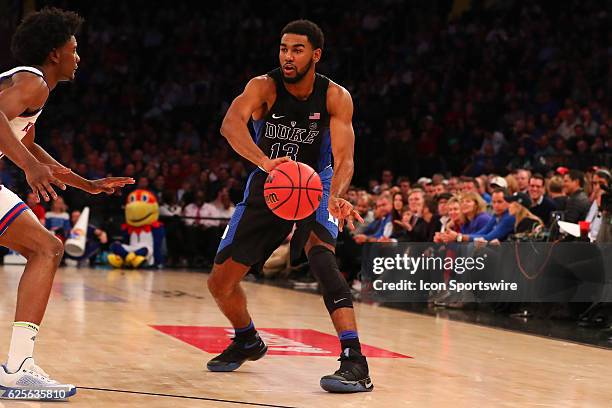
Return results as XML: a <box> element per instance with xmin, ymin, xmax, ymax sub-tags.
<box><xmin>309</xmin><ymin>112</ymin><xmax>320</xmax><ymax>120</ymax></box>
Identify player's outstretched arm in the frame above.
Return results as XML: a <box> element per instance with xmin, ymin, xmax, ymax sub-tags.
<box><xmin>327</xmin><ymin>83</ymin><xmax>363</xmax><ymax>231</ymax></box>
<box><xmin>23</xmin><ymin>127</ymin><xmax>134</xmax><ymax>195</ymax></box>
<box><xmin>0</xmin><ymin>73</ymin><xmax>70</xmax><ymax>202</ymax></box>
<box><xmin>220</xmin><ymin>76</ymin><xmax>289</xmax><ymax>172</ymax></box>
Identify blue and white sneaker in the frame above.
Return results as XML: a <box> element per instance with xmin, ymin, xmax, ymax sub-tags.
<box><xmin>320</xmin><ymin>348</ymin><xmax>374</xmax><ymax>393</ymax></box>
<box><xmin>0</xmin><ymin>357</ymin><xmax>76</xmax><ymax>400</ymax></box>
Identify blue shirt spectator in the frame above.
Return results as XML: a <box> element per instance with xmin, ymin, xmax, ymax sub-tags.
<box><xmin>469</xmin><ymin>210</ymin><xmax>515</xmax><ymax>242</ymax></box>
<box><xmin>363</xmin><ymin>213</ymin><xmax>392</xmax><ymax>239</ymax></box>
<box><xmin>355</xmin><ymin>196</ymin><xmax>393</xmax><ymax>243</ymax></box>
<box><xmin>461</xmin><ymin>190</ymin><xmax>515</xmax><ymax>242</ymax></box>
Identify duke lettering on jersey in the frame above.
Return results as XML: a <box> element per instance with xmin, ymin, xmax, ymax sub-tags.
<box><xmin>264</xmin><ymin>122</ymin><xmax>318</xmax><ymax>144</ymax></box>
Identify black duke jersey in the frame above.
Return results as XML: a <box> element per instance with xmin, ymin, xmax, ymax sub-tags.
<box><xmin>252</xmin><ymin>68</ymin><xmax>332</xmax><ymax>173</ymax></box>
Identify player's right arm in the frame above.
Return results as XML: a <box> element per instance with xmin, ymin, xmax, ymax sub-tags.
<box><xmin>220</xmin><ymin>76</ymin><xmax>290</xmax><ymax>172</ymax></box>
<box><xmin>0</xmin><ymin>73</ymin><xmax>69</xmax><ymax>201</ymax></box>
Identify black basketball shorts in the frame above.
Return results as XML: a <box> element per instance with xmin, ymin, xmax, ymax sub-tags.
<box><xmin>214</xmin><ymin>166</ymin><xmax>337</xmax><ymax>269</ymax></box>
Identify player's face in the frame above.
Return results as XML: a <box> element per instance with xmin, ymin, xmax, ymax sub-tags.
<box><xmin>56</xmin><ymin>36</ymin><xmax>80</xmax><ymax>81</ymax></box>
<box><xmin>279</xmin><ymin>33</ymin><xmax>320</xmax><ymax>84</ymax></box>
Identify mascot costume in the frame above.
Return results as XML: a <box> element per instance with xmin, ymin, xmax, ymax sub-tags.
<box><xmin>108</xmin><ymin>190</ymin><xmax>165</xmax><ymax>268</ymax></box>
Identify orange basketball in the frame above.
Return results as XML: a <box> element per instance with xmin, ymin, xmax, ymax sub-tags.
<box><xmin>263</xmin><ymin>161</ymin><xmax>323</xmax><ymax>220</ymax></box>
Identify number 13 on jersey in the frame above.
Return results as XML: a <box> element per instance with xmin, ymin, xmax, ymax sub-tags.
<box><xmin>270</xmin><ymin>142</ymin><xmax>299</xmax><ymax>161</ymax></box>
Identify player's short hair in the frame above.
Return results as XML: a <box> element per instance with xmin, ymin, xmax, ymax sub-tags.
<box><xmin>281</xmin><ymin>19</ymin><xmax>324</xmax><ymax>50</ymax></box>
<box><xmin>11</xmin><ymin>7</ymin><xmax>84</xmax><ymax>65</ymax></box>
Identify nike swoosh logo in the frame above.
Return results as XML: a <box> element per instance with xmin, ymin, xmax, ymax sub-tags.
<box><xmin>271</xmin><ymin>114</ymin><xmax>285</xmax><ymax>119</ymax></box>
<box><xmin>364</xmin><ymin>380</ymin><xmax>373</xmax><ymax>388</ymax></box>
<box><xmin>334</xmin><ymin>298</ymin><xmax>347</xmax><ymax>304</ymax></box>
<box><xmin>244</xmin><ymin>341</ymin><xmax>260</xmax><ymax>349</ymax></box>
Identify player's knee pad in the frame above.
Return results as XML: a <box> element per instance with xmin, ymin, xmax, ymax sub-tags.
<box><xmin>307</xmin><ymin>245</ymin><xmax>353</xmax><ymax>314</ymax></box>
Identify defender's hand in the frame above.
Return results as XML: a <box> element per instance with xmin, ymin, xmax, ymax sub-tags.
<box><xmin>86</xmin><ymin>177</ymin><xmax>135</xmax><ymax>194</ymax></box>
<box><xmin>328</xmin><ymin>196</ymin><xmax>364</xmax><ymax>232</ymax></box>
<box><xmin>24</xmin><ymin>162</ymin><xmax>69</xmax><ymax>202</ymax></box>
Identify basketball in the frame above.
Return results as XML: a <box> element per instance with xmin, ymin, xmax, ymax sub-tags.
<box><xmin>263</xmin><ymin>161</ymin><xmax>323</xmax><ymax>220</ymax></box>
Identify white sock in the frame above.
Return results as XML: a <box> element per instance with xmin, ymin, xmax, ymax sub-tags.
<box><xmin>6</xmin><ymin>322</ymin><xmax>39</xmax><ymax>373</ymax></box>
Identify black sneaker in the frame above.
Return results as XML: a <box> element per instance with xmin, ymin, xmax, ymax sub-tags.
<box><xmin>206</xmin><ymin>334</ymin><xmax>268</xmax><ymax>372</ymax></box>
<box><xmin>320</xmin><ymin>348</ymin><xmax>374</xmax><ymax>393</ymax></box>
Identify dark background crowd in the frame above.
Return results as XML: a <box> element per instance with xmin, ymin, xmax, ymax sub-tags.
<box><xmin>1</xmin><ymin>1</ymin><xmax>611</xmax><ymax>327</ymax></box>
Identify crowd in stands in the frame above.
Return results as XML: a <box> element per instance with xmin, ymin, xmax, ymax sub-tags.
<box><xmin>0</xmin><ymin>1</ymin><xmax>610</xmax><ymax>324</ymax></box>
<box><xmin>337</xmin><ymin>165</ymin><xmax>609</xmax><ymax>269</ymax></box>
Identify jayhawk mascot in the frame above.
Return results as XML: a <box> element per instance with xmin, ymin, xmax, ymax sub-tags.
<box><xmin>108</xmin><ymin>190</ymin><xmax>165</xmax><ymax>268</ymax></box>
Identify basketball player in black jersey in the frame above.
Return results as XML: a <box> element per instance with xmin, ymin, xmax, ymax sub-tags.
<box><xmin>207</xmin><ymin>20</ymin><xmax>372</xmax><ymax>393</ymax></box>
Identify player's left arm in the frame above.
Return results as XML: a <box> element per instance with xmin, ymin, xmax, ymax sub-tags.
<box><xmin>327</xmin><ymin>83</ymin><xmax>363</xmax><ymax>231</ymax></box>
<box><xmin>23</xmin><ymin>126</ymin><xmax>134</xmax><ymax>194</ymax></box>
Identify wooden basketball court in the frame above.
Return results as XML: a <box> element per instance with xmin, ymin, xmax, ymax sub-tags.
<box><xmin>0</xmin><ymin>265</ymin><xmax>610</xmax><ymax>407</ymax></box>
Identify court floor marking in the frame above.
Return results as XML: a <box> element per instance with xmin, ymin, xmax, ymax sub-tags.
<box><xmin>79</xmin><ymin>386</ymin><xmax>298</xmax><ymax>408</ymax></box>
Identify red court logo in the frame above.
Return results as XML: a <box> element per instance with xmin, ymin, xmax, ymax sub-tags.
<box><xmin>151</xmin><ymin>326</ymin><xmax>410</xmax><ymax>358</ymax></box>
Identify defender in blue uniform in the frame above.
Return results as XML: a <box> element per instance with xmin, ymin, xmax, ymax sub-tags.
<box><xmin>207</xmin><ymin>20</ymin><xmax>373</xmax><ymax>393</ymax></box>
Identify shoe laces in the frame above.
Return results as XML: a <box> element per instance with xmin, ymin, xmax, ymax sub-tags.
<box><xmin>23</xmin><ymin>363</ymin><xmax>57</xmax><ymax>384</ymax></box>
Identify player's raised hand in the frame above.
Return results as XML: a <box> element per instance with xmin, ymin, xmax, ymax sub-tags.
<box><xmin>24</xmin><ymin>161</ymin><xmax>69</xmax><ymax>202</ymax></box>
<box><xmin>261</xmin><ymin>156</ymin><xmax>291</xmax><ymax>172</ymax></box>
<box><xmin>328</xmin><ymin>196</ymin><xmax>364</xmax><ymax>232</ymax></box>
<box><xmin>86</xmin><ymin>177</ymin><xmax>135</xmax><ymax>194</ymax></box>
